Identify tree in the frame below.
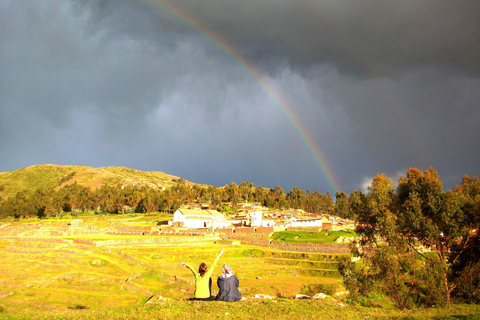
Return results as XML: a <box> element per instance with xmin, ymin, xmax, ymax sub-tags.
<box><xmin>335</xmin><ymin>192</ymin><xmax>350</xmax><ymax>218</ymax></box>
<box><xmin>287</xmin><ymin>186</ymin><xmax>306</xmax><ymax>209</ymax></box>
<box><xmin>396</xmin><ymin>167</ymin><xmax>467</xmax><ymax>304</ymax></box>
<box><xmin>449</xmin><ymin>175</ymin><xmax>480</xmax><ymax>303</ymax></box>
<box><xmin>239</xmin><ymin>181</ymin><xmax>253</xmax><ymax>202</ymax></box>
<box><xmin>345</xmin><ymin>169</ymin><xmax>460</xmax><ymax>308</ymax></box>
<box><xmin>226</xmin><ymin>183</ymin><xmax>240</xmax><ymax>206</ymax></box>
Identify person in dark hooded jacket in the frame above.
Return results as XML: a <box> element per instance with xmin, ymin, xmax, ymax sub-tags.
<box><xmin>215</xmin><ymin>263</ymin><xmax>241</xmax><ymax>302</ymax></box>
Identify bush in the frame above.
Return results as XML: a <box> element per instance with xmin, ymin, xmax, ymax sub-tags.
<box><xmin>68</xmin><ymin>304</ymin><xmax>88</xmax><ymax>310</ymax></box>
<box><xmin>453</xmin><ymin>262</ymin><xmax>480</xmax><ymax>303</ymax></box>
<box><xmin>71</xmin><ymin>209</ymin><xmax>83</xmax><ymax>217</ymax></box>
<box><xmin>300</xmin><ymin>283</ymin><xmax>336</xmax><ymax>296</ymax></box>
<box><xmin>123</xmin><ymin>206</ymin><xmax>135</xmax><ymax>214</ymax></box>
<box><xmin>338</xmin><ymin>251</ymin><xmax>447</xmax><ymax>309</ymax></box>
<box><xmin>337</xmin><ymin>256</ymin><xmax>373</xmax><ymax>301</ymax></box>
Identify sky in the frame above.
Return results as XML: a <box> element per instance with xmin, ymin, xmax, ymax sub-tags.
<box><xmin>1</xmin><ymin>0</ymin><xmax>480</xmax><ymax>195</ymax></box>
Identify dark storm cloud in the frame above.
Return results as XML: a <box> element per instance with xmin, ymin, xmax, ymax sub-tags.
<box><xmin>0</xmin><ymin>0</ymin><xmax>313</xmax><ymax>187</ymax></box>
<box><xmin>1</xmin><ymin>1</ymin><xmax>165</xmax><ymax>122</ymax></box>
<box><xmin>159</xmin><ymin>0</ymin><xmax>480</xmax><ymax>77</ymax></box>
<box><xmin>0</xmin><ymin>0</ymin><xmax>479</xmax><ymax>194</ymax></box>
<box><xmin>313</xmin><ymin>66</ymin><xmax>480</xmax><ymax>191</ymax></box>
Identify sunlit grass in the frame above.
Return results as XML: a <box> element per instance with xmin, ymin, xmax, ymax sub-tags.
<box><xmin>0</xmin><ymin>237</ymin><xmax>345</xmax><ymax>313</ymax></box>
<box><xmin>1</xmin><ymin>216</ymin><xmax>479</xmax><ymax>319</ymax></box>
<box><xmin>1</xmin><ymin>300</ymin><xmax>479</xmax><ymax>320</ymax></box>
<box><xmin>271</xmin><ymin>230</ymin><xmax>357</xmax><ymax>244</ymax></box>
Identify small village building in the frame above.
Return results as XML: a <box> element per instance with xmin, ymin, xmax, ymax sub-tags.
<box><xmin>322</xmin><ymin>222</ymin><xmax>333</xmax><ymax>230</ymax></box>
<box><xmin>331</xmin><ymin>222</ymin><xmax>344</xmax><ymax>231</ymax></box>
<box><xmin>251</xmin><ymin>211</ymin><xmax>275</xmax><ymax>227</ymax></box>
<box><xmin>290</xmin><ymin>217</ymin><xmax>323</xmax><ymax>228</ymax></box>
<box><xmin>170</xmin><ymin>209</ymin><xmax>231</xmax><ymax>229</ymax></box>
<box><xmin>321</xmin><ymin>217</ymin><xmax>332</xmax><ymax>229</ymax></box>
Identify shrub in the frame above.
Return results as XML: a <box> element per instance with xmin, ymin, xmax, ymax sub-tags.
<box><xmin>68</xmin><ymin>304</ymin><xmax>88</xmax><ymax>310</ymax></box>
<box><xmin>453</xmin><ymin>262</ymin><xmax>480</xmax><ymax>304</ymax></box>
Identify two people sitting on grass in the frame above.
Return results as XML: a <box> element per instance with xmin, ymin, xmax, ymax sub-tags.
<box><xmin>180</xmin><ymin>248</ymin><xmax>241</xmax><ymax>302</ymax></box>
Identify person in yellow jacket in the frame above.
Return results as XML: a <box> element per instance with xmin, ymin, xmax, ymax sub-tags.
<box><xmin>180</xmin><ymin>248</ymin><xmax>224</xmax><ymax>300</ymax></box>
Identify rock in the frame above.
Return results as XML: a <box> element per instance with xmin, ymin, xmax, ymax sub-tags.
<box><xmin>68</xmin><ymin>219</ymin><xmax>83</xmax><ymax>226</ymax></box>
<box><xmin>313</xmin><ymin>293</ymin><xmax>328</xmax><ymax>299</ymax></box>
<box><xmin>0</xmin><ymin>291</ymin><xmax>15</xmax><ymax>299</ymax></box>
<box><xmin>91</xmin><ymin>259</ymin><xmax>102</xmax><ymax>266</ymax></box>
<box><xmin>145</xmin><ymin>295</ymin><xmax>167</xmax><ymax>304</ymax></box>
<box><xmin>294</xmin><ymin>294</ymin><xmax>312</xmax><ymax>299</ymax></box>
<box><xmin>254</xmin><ymin>294</ymin><xmax>272</xmax><ymax>299</ymax></box>
<box><xmin>334</xmin><ymin>290</ymin><xmax>349</xmax><ymax>298</ymax></box>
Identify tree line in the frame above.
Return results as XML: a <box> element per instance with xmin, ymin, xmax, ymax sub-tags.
<box><xmin>0</xmin><ymin>178</ymin><xmax>340</xmax><ymax>219</ymax></box>
<box><xmin>338</xmin><ymin>167</ymin><xmax>480</xmax><ymax>308</ymax></box>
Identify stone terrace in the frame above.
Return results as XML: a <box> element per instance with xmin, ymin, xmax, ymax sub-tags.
<box><xmin>0</xmin><ymin>221</ymin><xmax>351</xmax><ymax>253</ymax></box>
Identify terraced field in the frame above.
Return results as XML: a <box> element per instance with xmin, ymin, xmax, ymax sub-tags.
<box><xmin>0</xmin><ymin>219</ymin><xmax>346</xmax><ymax>314</ymax></box>
<box><xmin>1</xmin><ymin>217</ymin><xmax>479</xmax><ymax>320</ymax></box>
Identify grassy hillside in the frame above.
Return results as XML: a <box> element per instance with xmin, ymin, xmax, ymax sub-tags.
<box><xmin>0</xmin><ymin>164</ymin><xmax>197</xmax><ymax>199</ymax></box>
<box><xmin>0</xmin><ymin>215</ymin><xmax>479</xmax><ymax>319</ymax></box>
<box><xmin>0</xmin><ymin>214</ymin><xmax>346</xmax><ymax>316</ymax></box>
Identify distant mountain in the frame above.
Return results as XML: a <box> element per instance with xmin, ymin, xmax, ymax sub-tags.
<box><xmin>0</xmin><ymin>164</ymin><xmax>198</xmax><ymax>199</ymax></box>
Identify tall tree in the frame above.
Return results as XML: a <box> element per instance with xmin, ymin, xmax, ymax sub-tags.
<box><xmin>345</xmin><ymin>169</ymin><xmax>465</xmax><ymax>308</ymax></box>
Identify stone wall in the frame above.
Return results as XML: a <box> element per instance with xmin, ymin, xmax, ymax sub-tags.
<box><xmin>0</xmin><ymin>223</ymin><xmax>350</xmax><ymax>253</ymax></box>
<box><xmin>217</xmin><ymin>235</ymin><xmax>350</xmax><ymax>253</ymax></box>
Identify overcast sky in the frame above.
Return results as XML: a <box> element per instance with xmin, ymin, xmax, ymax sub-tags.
<box><xmin>1</xmin><ymin>0</ymin><xmax>479</xmax><ymax>194</ymax></box>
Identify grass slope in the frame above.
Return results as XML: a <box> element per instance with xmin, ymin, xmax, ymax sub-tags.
<box><xmin>0</xmin><ymin>216</ymin><xmax>479</xmax><ymax>319</ymax></box>
<box><xmin>0</xmin><ymin>164</ymin><xmax>196</xmax><ymax>199</ymax></box>
<box><xmin>2</xmin><ymin>300</ymin><xmax>480</xmax><ymax>320</ymax></box>
<box><xmin>271</xmin><ymin>230</ymin><xmax>357</xmax><ymax>244</ymax></box>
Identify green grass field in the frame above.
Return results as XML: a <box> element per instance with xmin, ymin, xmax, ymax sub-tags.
<box><xmin>0</xmin><ymin>216</ymin><xmax>479</xmax><ymax>319</ymax></box>
<box><xmin>2</xmin><ymin>300</ymin><xmax>480</xmax><ymax>320</ymax></box>
<box><xmin>271</xmin><ymin>230</ymin><xmax>357</xmax><ymax>244</ymax></box>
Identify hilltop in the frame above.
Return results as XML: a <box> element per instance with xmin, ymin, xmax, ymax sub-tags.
<box><xmin>0</xmin><ymin>164</ymin><xmax>199</xmax><ymax>199</ymax></box>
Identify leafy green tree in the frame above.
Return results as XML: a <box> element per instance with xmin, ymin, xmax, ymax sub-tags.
<box><xmin>287</xmin><ymin>186</ymin><xmax>306</xmax><ymax>209</ymax></box>
<box><xmin>347</xmin><ymin>170</ymin><xmax>457</xmax><ymax>308</ymax></box>
<box><xmin>335</xmin><ymin>192</ymin><xmax>350</xmax><ymax>218</ymax></box>
<box><xmin>226</xmin><ymin>183</ymin><xmax>240</xmax><ymax>206</ymax></box>
<box><xmin>239</xmin><ymin>181</ymin><xmax>253</xmax><ymax>202</ymax></box>
<box><xmin>396</xmin><ymin>167</ymin><xmax>468</xmax><ymax>304</ymax></box>
<box><xmin>337</xmin><ymin>256</ymin><xmax>375</xmax><ymax>302</ymax></box>
<box><xmin>449</xmin><ymin>175</ymin><xmax>480</xmax><ymax>303</ymax></box>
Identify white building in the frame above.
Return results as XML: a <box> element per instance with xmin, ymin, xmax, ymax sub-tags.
<box><xmin>251</xmin><ymin>211</ymin><xmax>275</xmax><ymax>227</ymax></box>
<box><xmin>290</xmin><ymin>217</ymin><xmax>323</xmax><ymax>228</ymax></box>
<box><xmin>170</xmin><ymin>209</ymin><xmax>231</xmax><ymax>229</ymax></box>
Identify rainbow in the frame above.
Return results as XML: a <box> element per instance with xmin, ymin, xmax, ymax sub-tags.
<box><xmin>143</xmin><ymin>0</ymin><xmax>341</xmax><ymax>193</ymax></box>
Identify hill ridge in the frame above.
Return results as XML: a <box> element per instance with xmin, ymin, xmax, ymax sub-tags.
<box><xmin>0</xmin><ymin>164</ymin><xmax>197</xmax><ymax>199</ymax></box>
